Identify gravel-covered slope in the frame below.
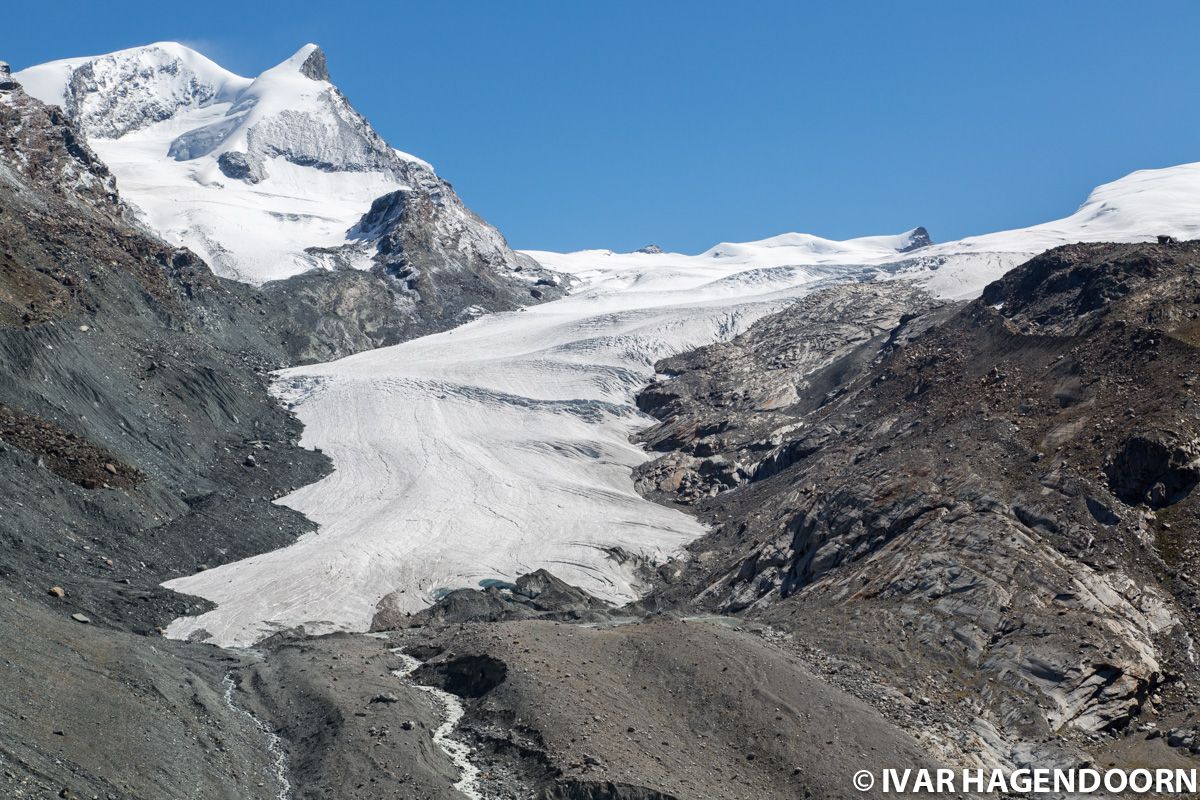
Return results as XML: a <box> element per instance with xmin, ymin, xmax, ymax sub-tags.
<box><xmin>0</xmin><ymin>596</ymin><xmax>279</xmax><ymax>800</ymax></box>
<box><xmin>634</xmin><ymin>242</ymin><xmax>1200</xmax><ymax>772</ymax></box>
<box><xmin>367</xmin><ymin>610</ymin><xmax>938</xmax><ymax>800</ymax></box>
<box><xmin>0</xmin><ymin>64</ymin><xmax>335</xmax><ymax>799</ymax></box>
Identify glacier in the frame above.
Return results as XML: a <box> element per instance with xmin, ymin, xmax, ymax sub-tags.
<box><xmin>161</xmin><ymin>156</ymin><xmax>1200</xmax><ymax>647</ymax></box>
<box><xmin>19</xmin><ymin>42</ymin><xmax>1200</xmax><ymax>649</ymax></box>
<box><xmin>162</xmin><ymin>246</ymin><xmax>876</xmax><ymax>645</ymax></box>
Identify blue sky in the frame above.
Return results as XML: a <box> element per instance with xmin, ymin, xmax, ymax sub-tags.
<box><xmin>7</xmin><ymin>1</ymin><xmax>1200</xmax><ymax>252</ymax></box>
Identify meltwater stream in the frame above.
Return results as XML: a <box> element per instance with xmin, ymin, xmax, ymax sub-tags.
<box><xmin>164</xmin><ymin>252</ymin><xmax>868</xmax><ymax>647</ymax></box>
<box><xmin>390</xmin><ymin>648</ymin><xmax>483</xmax><ymax>800</ymax></box>
<box><xmin>222</xmin><ymin>672</ymin><xmax>292</xmax><ymax>800</ymax></box>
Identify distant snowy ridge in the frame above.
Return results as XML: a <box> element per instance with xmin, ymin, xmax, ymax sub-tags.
<box><xmin>15</xmin><ymin>43</ymin><xmax>534</xmax><ymax>286</ymax></box>
<box><xmin>526</xmin><ymin>161</ymin><xmax>1200</xmax><ymax>300</ymax></box>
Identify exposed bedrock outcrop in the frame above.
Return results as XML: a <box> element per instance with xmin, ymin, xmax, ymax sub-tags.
<box><xmin>372</xmin><ymin>569</ymin><xmax>617</xmax><ymax>629</ymax></box>
<box><xmin>259</xmin><ymin>185</ymin><xmax>567</xmax><ymax>365</ymax></box>
<box><xmin>635</xmin><ymin>244</ymin><xmax>1200</xmax><ymax>765</ymax></box>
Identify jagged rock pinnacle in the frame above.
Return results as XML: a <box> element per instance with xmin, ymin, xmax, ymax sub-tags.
<box><xmin>299</xmin><ymin>46</ymin><xmax>330</xmax><ymax>82</ymax></box>
<box><xmin>899</xmin><ymin>226</ymin><xmax>932</xmax><ymax>253</ymax></box>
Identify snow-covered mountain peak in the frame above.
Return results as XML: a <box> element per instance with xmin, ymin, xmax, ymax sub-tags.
<box><xmin>242</xmin><ymin>44</ymin><xmax>333</xmax><ymax>100</ymax></box>
<box><xmin>12</xmin><ymin>43</ymin><xmax>542</xmax><ymax>285</ymax></box>
<box><xmin>158</xmin><ymin>41</ymin><xmax>401</xmax><ymax>181</ymax></box>
<box><xmin>16</xmin><ymin>43</ymin><xmax>248</xmax><ymax>140</ymax></box>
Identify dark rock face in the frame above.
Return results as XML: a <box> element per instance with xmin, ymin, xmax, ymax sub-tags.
<box><xmin>898</xmin><ymin>226</ymin><xmax>933</xmax><ymax>252</ymax></box>
<box><xmin>0</xmin><ymin>61</ymin><xmax>16</xmax><ymax>92</ymax></box>
<box><xmin>0</xmin><ymin>85</ymin><xmax>118</xmax><ymax>214</ymax></box>
<box><xmin>216</xmin><ymin>150</ymin><xmax>264</xmax><ymax>183</ymax></box>
<box><xmin>258</xmin><ymin>266</ymin><xmax>418</xmax><ymax>364</ymax></box>
<box><xmin>635</xmin><ymin>282</ymin><xmax>947</xmax><ymax>499</ymax></box>
<box><xmin>635</xmin><ymin>242</ymin><xmax>1200</xmax><ymax>767</ymax></box>
<box><xmin>257</xmin><ymin>187</ymin><xmax>565</xmax><ymax>364</ymax></box>
<box><xmin>416</xmin><ymin>653</ymin><xmax>508</xmax><ymax>698</ymax></box>
<box><xmin>298</xmin><ymin>46</ymin><xmax>330</xmax><ymax>81</ymax></box>
<box><xmin>372</xmin><ymin>569</ymin><xmax>614</xmax><ymax>629</ymax></box>
<box><xmin>1106</xmin><ymin>429</ymin><xmax>1200</xmax><ymax>507</ymax></box>
<box><xmin>513</xmin><ymin>568</ymin><xmax>610</xmax><ymax>610</ymax></box>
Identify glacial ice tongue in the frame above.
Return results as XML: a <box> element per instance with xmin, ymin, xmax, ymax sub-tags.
<box><xmin>156</xmin><ymin>147</ymin><xmax>1200</xmax><ymax>646</ymax></box>
<box><xmin>161</xmin><ymin>250</ymin><xmax>864</xmax><ymax>646</ymax></box>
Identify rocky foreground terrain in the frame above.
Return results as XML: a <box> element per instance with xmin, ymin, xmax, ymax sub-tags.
<box><xmin>233</xmin><ymin>241</ymin><xmax>1200</xmax><ymax>800</ymax></box>
<box><xmin>5</xmin><ymin>51</ymin><xmax>1200</xmax><ymax>800</ymax></box>
<box><xmin>631</xmin><ymin>243</ymin><xmax>1200</xmax><ymax>776</ymax></box>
